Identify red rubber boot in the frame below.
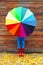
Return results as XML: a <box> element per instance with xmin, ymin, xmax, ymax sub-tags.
<box><xmin>21</xmin><ymin>48</ymin><xmax>24</xmax><ymax>57</ymax></box>
<box><xmin>18</xmin><ymin>48</ymin><xmax>21</xmax><ymax>57</ymax></box>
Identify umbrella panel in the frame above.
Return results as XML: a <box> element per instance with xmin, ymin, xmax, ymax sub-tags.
<box><xmin>20</xmin><ymin>24</ymin><xmax>26</xmax><ymax>37</ymax></box>
<box><xmin>6</xmin><ymin>19</ymin><xmax>20</xmax><ymax>25</ymax></box>
<box><xmin>22</xmin><ymin>23</ymin><xmax>35</xmax><ymax>36</ymax></box>
<box><xmin>22</xmin><ymin>9</ymin><xmax>33</xmax><ymax>22</ymax></box>
<box><xmin>6</xmin><ymin>13</ymin><xmax>20</xmax><ymax>25</ymax></box>
<box><xmin>6</xmin><ymin>23</ymin><xmax>20</xmax><ymax>30</ymax></box>
<box><xmin>15</xmin><ymin>24</ymin><xmax>20</xmax><ymax>37</ymax></box>
<box><xmin>22</xmin><ymin>14</ymin><xmax>36</xmax><ymax>26</ymax></box>
<box><xmin>8</xmin><ymin>23</ymin><xmax>20</xmax><ymax>35</ymax></box>
<box><xmin>15</xmin><ymin>24</ymin><xmax>26</xmax><ymax>37</ymax></box>
<box><xmin>10</xmin><ymin>7</ymin><xmax>22</xmax><ymax>21</ymax></box>
<box><xmin>21</xmin><ymin>7</ymin><xmax>27</xmax><ymax>20</ymax></box>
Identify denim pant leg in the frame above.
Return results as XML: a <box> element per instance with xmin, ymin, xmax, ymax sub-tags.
<box><xmin>21</xmin><ymin>38</ymin><xmax>25</xmax><ymax>48</ymax></box>
<box><xmin>17</xmin><ymin>37</ymin><xmax>21</xmax><ymax>48</ymax></box>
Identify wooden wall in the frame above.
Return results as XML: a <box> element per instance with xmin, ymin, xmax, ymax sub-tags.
<box><xmin>0</xmin><ymin>0</ymin><xmax>43</xmax><ymax>52</ymax></box>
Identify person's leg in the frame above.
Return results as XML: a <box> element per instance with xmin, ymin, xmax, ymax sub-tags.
<box><xmin>17</xmin><ymin>37</ymin><xmax>21</xmax><ymax>48</ymax></box>
<box><xmin>21</xmin><ymin>37</ymin><xmax>25</xmax><ymax>57</ymax></box>
<box><xmin>21</xmin><ymin>37</ymin><xmax>25</xmax><ymax>48</ymax></box>
<box><xmin>17</xmin><ymin>37</ymin><xmax>21</xmax><ymax>56</ymax></box>
<box><xmin>17</xmin><ymin>37</ymin><xmax>25</xmax><ymax>57</ymax></box>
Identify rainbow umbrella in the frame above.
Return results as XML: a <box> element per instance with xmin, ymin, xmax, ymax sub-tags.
<box><xmin>5</xmin><ymin>7</ymin><xmax>36</xmax><ymax>37</ymax></box>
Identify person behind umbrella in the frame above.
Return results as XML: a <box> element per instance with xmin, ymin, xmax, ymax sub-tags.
<box><xmin>17</xmin><ymin>37</ymin><xmax>25</xmax><ymax>57</ymax></box>
<box><xmin>5</xmin><ymin>7</ymin><xmax>36</xmax><ymax>57</ymax></box>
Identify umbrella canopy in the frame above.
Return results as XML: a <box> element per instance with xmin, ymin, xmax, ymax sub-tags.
<box><xmin>5</xmin><ymin>7</ymin><xmax>36</xmax><ymax>37</ymax></box>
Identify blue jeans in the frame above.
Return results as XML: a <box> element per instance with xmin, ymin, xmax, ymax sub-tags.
<box><xmin>17</xmin><ymin>37</ymin><xmax>25</xmax><ymax>48</ymax></box>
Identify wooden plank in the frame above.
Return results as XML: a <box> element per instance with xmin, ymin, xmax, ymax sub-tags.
<box><xmin>0</xmin><ymin>40</ymin><xmax>43</xmax><ymax>50</ymax></box>
<box><xmin>0</xmin><ymin>39</ymin><xmax>43</xmax><ymax>46</ymax></box>
<box><xmin>0</xmin><ymin>38</ymin><xmax>43</xmax><ymax>42</ymax></box>
<box><xmin>5</xmin><ymin>2</ymin><xmax>43</xmax><ymax>8</ymax></box>
<box><xmin>0</xmin><ymin>0</ymin><xmax>43</xmax><ymax>2</ymax></box>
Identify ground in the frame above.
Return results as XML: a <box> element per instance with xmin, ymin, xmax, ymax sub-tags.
<box><xmin>0</xmin><ymin>52</ymin><xmax>43</xmax><ymax>65</ymax></box>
